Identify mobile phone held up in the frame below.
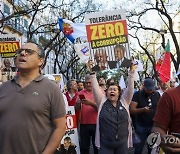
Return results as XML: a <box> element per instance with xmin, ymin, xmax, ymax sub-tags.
<box><xmin>79</xmin><ymin>94</ymin><xmax>86</xmax><ymax>100</ymax></box>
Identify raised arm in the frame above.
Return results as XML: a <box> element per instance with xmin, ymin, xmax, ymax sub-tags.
<box><xmin>86</xmin><ymin>60</ymin><xmax>104</xmax><ymax>108</ymax></box>
<box><xmin>90</xmin><ymin>73</ymin><xmax>104</xmax><ymax>108</ymax></box>
<box><xmin>121</xmin><ymin>70</ymin><xmax>135</xmax><ymax>105</ymax></box>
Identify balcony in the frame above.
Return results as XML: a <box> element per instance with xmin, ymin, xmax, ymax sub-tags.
<box><xmin>4</xmin><ymin>18</ymin><xmax>27</xmax><ymax>35</ymax></box>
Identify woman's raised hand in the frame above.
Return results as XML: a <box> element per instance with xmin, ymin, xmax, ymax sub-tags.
<box><xmin>130</xmin><ymin>60</ymin><xmax>138</xmax><ymax>72</ymax></box>
<box><xmin>86</xmin><ymin>59</ymin><xmax>94</xmax><ymax>73</ymax></box>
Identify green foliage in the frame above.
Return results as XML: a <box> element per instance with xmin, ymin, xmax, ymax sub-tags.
<box><xmin>96</xmin><ymin>68</ymin><xmax>129</xmax><ymax>84</ymax></box>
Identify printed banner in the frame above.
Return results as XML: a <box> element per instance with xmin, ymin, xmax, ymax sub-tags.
<box><xmin>57</xmin><ymin>106</ymin><xmax>80</xmax><ymax>154</ymax></box>
<box><xmin>0</xmin><ymin>34</ymin><xmax>20</xmax><ymax>58</ymax></box>
<box><xmin>86</xmin><ymin>20</ymin><xmax>128</xmax><ymax>48</ymax></box>
<box><xmin>52</xmin><ymin>74</ymin><xmax>64</xmax><ymax>92</ymax></box>
<box><xmin>85</xmin><ymin>10</ymin><xmax>131</xmax><ymax>71</ymax></box>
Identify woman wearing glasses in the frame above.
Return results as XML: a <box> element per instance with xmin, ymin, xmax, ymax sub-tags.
<box><xmin>87</xmin><ymin>60</ymin><xmax>136</xmax><ymax>154</ymax></box>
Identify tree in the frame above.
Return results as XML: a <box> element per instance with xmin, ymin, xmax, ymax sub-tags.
<box><xmin>0</xmin><ymin>0</ymin><xmax>100</xmax><ymax>81</ymax></box>
<box><xmin>126</xmin><ymin>0</ymin><xmax>180</xmax><ymax>80</ymax></box>
<box><xmin>102</xmin><ymin>0</ymin><xmax>179</xmax><ymax>81</ymax></box>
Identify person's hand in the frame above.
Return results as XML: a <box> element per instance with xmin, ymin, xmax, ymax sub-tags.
<box><xmin>81</xmin><ymin>99</ymin><xmax>92</xmax><ymax>106</ymax></box>
<box><xmin>143</xmin><ymin>106</ymin><xmax>153</xmax><ymax>113</ymax></box>
<box><xmin>75</xmin><ymin>98</ymin><xmax>82</xmax><ymax>111</ymax></box>
<box><xmin>130</xmin><ymin>60</ymin><xmax>138</xmax><ymax>72</ymax></box>
<box><xmin>86</xmin><ymin>60</ymin><xmax>94</xmax><ymax>73</ymax></box>
<box><xmin>161</xmin><ymin>135</ymin><xmax>180</xmax><ymax>153</ymax></box>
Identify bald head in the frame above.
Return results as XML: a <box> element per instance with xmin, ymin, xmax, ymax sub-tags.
<box><xmin>94</xmin><ymin>49</ymin><xmax>108</xmax><ymax>63</ymax></box>
<box><xmin>114</xmin><ymin>45</ymin><xmax>126</xmax><ymax>61</ymax></box>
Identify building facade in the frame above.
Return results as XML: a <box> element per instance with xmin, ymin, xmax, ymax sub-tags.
<box><xmin>0</xmin><ymin>0</ymin><xmax>58</xmax><ymax>74</ymax></box>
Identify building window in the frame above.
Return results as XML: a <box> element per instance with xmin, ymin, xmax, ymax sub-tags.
<box><xmin>15</xmin><ymin>17</ymin><xmax>20</xmax><ymax>30</ymax></box>
<box><xmin>4</xmin><ymin>4</ymin><xmax>10</xmax><ymax>16</ymax></box>
<box><xmin>24</xmin><ymin>19</ymin><xmax>28</xmax><ymax>30</ymax></box>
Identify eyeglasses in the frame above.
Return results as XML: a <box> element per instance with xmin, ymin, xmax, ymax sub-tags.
<box><xmin>85</xmin><ymin>82</ymin><xmax>91</xmax><ymax>84</ymax></box>
<box><xmin>16</xmin><ymin>48</ymin><xmax>41</xmax><ymax>57</ymax></box>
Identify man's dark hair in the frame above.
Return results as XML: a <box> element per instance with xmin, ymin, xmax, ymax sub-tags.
<box><xmin>27</xmin><ymin>40</ymin><xmax>45</xmax><ymax>58</ymax></box>
<box><xmin>106</xmin><ymin>78</ymin><xmax>114</xmax><ymax>86</ymax></box>
<box><xmin>64</xmin><ymin>137</ymin><xmax>71</xmax><ymax>143</ymax></box>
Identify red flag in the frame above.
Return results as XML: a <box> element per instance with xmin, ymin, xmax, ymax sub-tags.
<box><xmin>156</xmin><ymin>40</ymin><xmax>171</xmax><ymax>83</ymax></box>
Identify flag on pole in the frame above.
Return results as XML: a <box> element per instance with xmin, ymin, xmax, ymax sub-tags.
<box><xmin>58</xmin><ymin>18</ymin><xmax>87</xmax><ymax>43</ymax></box>
<box><xmin>58</xmin><ymin>18</ymin><xmax>90</xmax><ymax>62</ymax></box>
<box><xmin>119</xmin><ymin>75</ymin><xmax>126</xmax><ymax>89</ymax></box>
<box><xmin>134</xmin><ymin>59</ymin><xmax>144</xmax><ymax>72</ymax></box>
<box><xmin>74</xmin><ymin>42</ymin><xmax>90</xmax><ymax>63</ymax></box>
<box><xmin>131</xmin><ymin>59</ymin><xmax>144</xmax><ymax>81</ymax></box>
<box><xmin>156</xmin><ymin>40</ymin><xmax>171</xmax><ymax>83</ymax></box>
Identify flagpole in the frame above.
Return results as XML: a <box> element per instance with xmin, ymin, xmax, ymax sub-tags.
<box><xmin>159</xmin><ymin>29</ymin><xmax>166</xmax><ymax>49</ymax></box>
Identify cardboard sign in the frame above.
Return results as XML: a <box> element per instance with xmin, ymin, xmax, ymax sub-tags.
<box><xmin>52</xmin><ymin>74</ymin><xmax>64</xmax><ymax>92</ymax></box>
<box><xmin>60</xmin><ymin>106</ymin><xmax>80</xmax><ymax>154</ymax></box>
<box><xmin>85</xmin><ymin>10</ymin><xmax>131</xmax><ymax>71</ymax></box>
<box><xmin>0</xmin><ymin>34</ymin><xmax>20</xmax><ymax>58</ymax></box>
<box><xmin>86</xmin><ymin>20</ymin><xmax>128</xmax><ymax>48</ymax></box>
<box><xmin>0</xmin><ymin>41</ymin><xmax>20</xmax><ymax>58</ymax></box>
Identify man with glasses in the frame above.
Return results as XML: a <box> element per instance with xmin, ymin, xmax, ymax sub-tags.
<box><xmin>76</xmin><ymin>74</ymin><xmax>98</xmax><ymax>154</ymax></box>
<box><xmin>0</xmin><ymin>41</ymin><xmax>66</xmax><ymax>154</ymax></box>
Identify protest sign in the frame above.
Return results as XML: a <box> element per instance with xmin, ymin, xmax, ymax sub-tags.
<box><xmin>52</xmin><ymin>74</ymin><xmax>64</xmax><ymax>92</ymax></box>
<box><xmin>0</xmin><ymin>34</ymin><xmax>20</xmax><ymax>58</ymax></box>
<box><xmin>60</xmin><ymin>106</ymin><xmax>80</xmax><ymax>154</ymax></box>
<box><xmin>85</xmin><ymin>10</ymin><xmax>131</xmax><ymax>71</ymax></box>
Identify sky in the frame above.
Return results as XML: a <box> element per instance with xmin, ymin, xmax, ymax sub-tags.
<box><xmin>95</xmin><ymin>0</ymin><xmax>179</xmax><ymax>50</ymax></box>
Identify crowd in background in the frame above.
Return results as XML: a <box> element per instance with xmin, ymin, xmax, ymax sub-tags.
<box><xmin>0</xmin><ymin>52</ymin><xmax>180</xmax><ymax>154</ymax></box>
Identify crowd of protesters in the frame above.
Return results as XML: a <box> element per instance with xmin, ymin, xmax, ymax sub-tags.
<box><xmin>0</xmin><ymin>42</ymin><xmax>180</xmax><ymax>154</ymax></box>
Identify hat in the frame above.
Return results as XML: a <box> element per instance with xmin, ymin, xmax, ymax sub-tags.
<box><xmin>44</xmin><ymin>74</ymin><xmax>55</xmax><ymax>81</ymax></box>
<box><xmin>143</xmin><ymin>78</ymin><xmax>155</xmax><ymax>91</ymax></box>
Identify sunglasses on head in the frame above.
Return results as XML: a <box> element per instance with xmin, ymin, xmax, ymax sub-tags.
<box><xmin>16</xmin><ymin>48</ymin><xmax>41</xmax><ymax>57</ymax></box>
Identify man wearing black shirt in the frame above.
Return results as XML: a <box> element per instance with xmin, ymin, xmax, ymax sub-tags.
<box><xmin>130</xmin><ymin>78</ymin><xmax>160</xmax><ymax>154</ymax></box>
